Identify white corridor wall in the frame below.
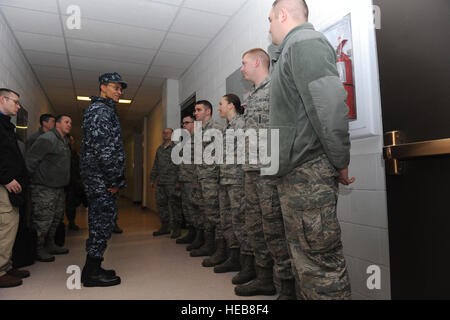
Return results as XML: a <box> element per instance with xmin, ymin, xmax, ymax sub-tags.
<box><xmin>0</xmin><ymin>12</ymin><xmax>53</xmax><ymax>132</ymax></box>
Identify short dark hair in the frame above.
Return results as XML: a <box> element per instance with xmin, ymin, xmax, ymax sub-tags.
<box><xmin>223</xmin><ymin>94</ymin><xmax>244</xmax><ymax>114</ymax></box>
<box><xmin>183</xmin><ymin>115</ymin><xmax>195</xmax><ymax>122</ymax></box>
<box><xmin>55</xmin><ymin>114</ymin><xmax>71</xmax><ymax>123</ymax></box>
<box><xmin>40</xmin><ymin>114</ymin><xmax>55</xmax><ymax>126</ymax></box>
<box><xmin>196</xmin><ymin>100</ymin><xmax>213</xmax><ymax>116</ymax></box>
<box><xmin>0</xmin><ymin>88</ymin><xmax>20</xmax><ymax>98</ymax></box>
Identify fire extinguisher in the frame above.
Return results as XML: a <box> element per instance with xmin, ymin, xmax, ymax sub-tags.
<box><xmin>336</xmin><ymin>39</ymin><xmax>356</xmax><ymax>119</ymax></box>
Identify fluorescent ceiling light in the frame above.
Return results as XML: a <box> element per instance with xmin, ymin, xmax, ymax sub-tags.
<box><xmin>77</xmin><ymin>96</ymin><xmax>132</xmax><ymax>104</ymax></box>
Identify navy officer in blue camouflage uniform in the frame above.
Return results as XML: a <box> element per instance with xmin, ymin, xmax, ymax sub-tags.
<box><xmin>80</xmin><ymin>72</ymin><xmax>126</xmax><ymax>287</ymax></box>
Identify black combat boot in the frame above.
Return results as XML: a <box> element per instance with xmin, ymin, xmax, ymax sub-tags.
<box><xmin>81</xmin><ymin>257</ymin><xmax>116</xmax><ymax>283</ymax></box>
<box><xmin>232</xmin><ymin>254</ymin><xmax>256</xmax><ymax>285</ymax></box>
<box><xmin>234</xmin><ymin>265</ymin><xmax>276</xmax><ymax>297</ymax></box>
<box><xmin>170</xmin><ymin>223</ymin><xmax>182</xmax><ymax>239</ymax></box>
<box><xmin>153</xmin><ymin>222</ymin><xmax>170</xmax><ymax>236</ymax></box>
<box><xmin>82</xmin><ymin>255</ymin><xmax>121</xmax><ymax>287</ymax></box>
<box><xmin>277</xmin><ymin>279</ymin><xmax>297</xmax><ymax>300</ymax></box>
<box><xmin>202</xmin><ymin>238</ymin><xmax>227</xmax><ymax>267</ymax></box>
<box><xmin>190</xmin><ymin>230</ymin><xmax>215</xmax><ymax>257</ymax></box>
<box><xmin>187</xmin><ymin>229</ymin><xmax>204</xmax><ymax>251</ymax></box>
<box><xmin>177</xmin><ymin>226</ymin><xmax>196</xmax><ymax>244</ymax></box>
<box><xmin>214</xmin><ymin>248</ymin><xmax>241</xmax><ymax>273</ymax></box>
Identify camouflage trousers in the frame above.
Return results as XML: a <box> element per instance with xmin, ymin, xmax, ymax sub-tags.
<box><xmin>85</xmin><ymin>189</ymin><xmax>117</xmax><ymax>258</ymax></box>
<box><xmin>219</xmin><ymin>184</ymin><xmax>252</xmax><ymax>255</ymax></box>
<box><xmin>198</xmin><ymin>180</ymin><xmax>221</xmax><ymax>239</ymax></box>
<box><xmin>245</xmin><ymin>172</ymin><xmax>293</xmax><ymax>280</ymax></box>
<box><xmin>30</xmin><ymin>185</ymin><xmax>65</xmax><ymax>249</ymax></box>
<box><xmin>179</xmin><ymin>182</ymin><xmax>199</xmax><ymax>228</ymax></box>
<box><xmin>277</xmin><ymin>154</ymin><xmax>352</xmax><ymax>300</ymax></box>
<box><xmin>156</xmin><ymin>184</ymin><xmax>182</xmax><ymax>227</ymax></box>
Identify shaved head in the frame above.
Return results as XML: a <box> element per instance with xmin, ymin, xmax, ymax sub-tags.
<box><xmin>272</xmin><ymin>0</ymin><xmax>309</xmax><ymax>22</ymax></box>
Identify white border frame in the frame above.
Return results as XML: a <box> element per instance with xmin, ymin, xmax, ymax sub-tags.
<box><xmin>312</xmin><ymin>0</ymin><xmax>382</xmax><ymax>139</ymax></box>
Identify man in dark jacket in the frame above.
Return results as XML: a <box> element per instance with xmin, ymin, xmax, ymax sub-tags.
<box><xmin>26</xmin><ymin>115</ymin><xmax>72</xmax><ymax>262</ymax></box>
<box><xmin>0</xmin><ymin>88</ymin><xmax>30</xmax><ymax>288</ymax></box>
<box><xmin>80</xmin><ymin>72</ymin><xmax>126</xmax><ymax>287</ymax></box>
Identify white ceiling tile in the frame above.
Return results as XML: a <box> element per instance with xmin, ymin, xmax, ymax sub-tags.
<box><xmin>183</xmin><ymin>0</ymin><xmax>247</xmax><ymax>16</ymax></box>
<box><xmin>46</xmin><ymin>87</ymin><xmax>76</xmax><ymax>98</ymax></box>
<box><xmin>148</xmin><ymin>65</ymin><xmax>185</xmax><ymax>79</ymax></box>
<box><xmin>14</xmin><ymin>32</ymin><xmax>66</xmax><ymax>54</ymax></box>
<box><xmin>151</xmin><ymin>0</ymin><xmax>183</xmax><ymax>6</ymax></box>
<box><xmin>0</xmin><ymin>0</ymin><xmax>58</xmax><ymax>13</ymax></box>
<box><xmin>25</xmin><ymin>50</ymin><xmax>69</xmax><ymax>68</ymax></box>
<box><xmin>134</xmin><ymin>86</ymin><xmax>162</xmax><ymax>99</ymax></box>
<box><xmin>142</xmin><ymin>76</ymin><xmax>165</xmax><ymax>88</ymax></box>
<box><xmin>1</xmin><ymin>7</ymin><xmax>62</xmax><ymax>36</ymax></box>
<box><xmin>160</xmin><ymin>32</ymin><xmax>210</xmax><ymax>55</ymax></box>
<box><xmin>66</xmin><ymin>39</ymin><xmax>156</xmax><ymax>65</ymax></box>
<box><xmin>64</xmin><ymin>18</ymin><xmax>166</xmax><ymax>50</ymax></box>
<box><xmin>153</xmin><ymin>51</ymin><xmax>196</xmax><ymax>69</ymax></box>
<box><xmin>39</xmin><ymin>76</ymin><xmax>74</xmax><ymax>89</ymax></box>
<box><xmin>33</xmin><ymin>65</ymin><xmax>72</xmax><ymax>80</ymax></box>
<box><xmin>70</xmin><ymin>55</ymin><xmax>148</xmax><ymax>76</ymax></box>
<box><xmin>59</xmin><ymin>0</ymin><xmax>178</xmax><ymax>31</ymax></box>
<box><xmin>170</xmin><ymin>8</ymin><xmax>229</xmax><ymax>38</ymax></box>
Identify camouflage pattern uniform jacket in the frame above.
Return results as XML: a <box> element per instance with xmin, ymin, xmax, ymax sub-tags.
<box><xmin>150</xmin><ymin>142</ymin><xmax>178</xmax><ymax>185</ymax></box>
<box><xmin>219</xmin><ymin>114</ymin><xmax>245</xmax><ymax>185</ymax></box>
<box><xmin>80</xmin><ymin>96</ymin><xmax>126</xmax><ymax>195</ymax></box>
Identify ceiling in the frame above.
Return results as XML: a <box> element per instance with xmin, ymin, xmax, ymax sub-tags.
<box><xmin>0</xmin><ymin>0</ymin><xmax>249</xmax><ymax>137</ymax></box>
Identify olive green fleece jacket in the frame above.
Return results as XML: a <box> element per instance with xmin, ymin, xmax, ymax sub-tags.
<box><xmin>270</xmin><ymin>22</ymin><xmax>350</xmax><ymax>177</ymax></box>
<box><xmin>25</xmin><ymin>128</ymin><xmax>71</xmax><ymax>188</ymax></box>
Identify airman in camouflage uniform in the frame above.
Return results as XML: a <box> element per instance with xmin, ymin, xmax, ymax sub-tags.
<box><xmin>268</xmin><ymin>1</ymin><xmax>353</xmax><ymax>300</ymax></box>
<box><xmin>212</xmin><ymin>94</ymin><xmax>252</xmax><ymax>274</ymax></box>
<box><xmin>150</xmin><ymin>128</ymin><xmax>182</xmax><ymax>238</ymax></box>
<box><xmin>80</xmin><ymin>72</ymin><xmax>126</xmax><ymax>287</ymax></box>
<box><xmin>190</xmin><ymin>101</ymin><xmax>224</xmax><ymax>259</ymax></box>
<box><xmin>235</xmin><ymin>48</ymin><xmax>295</xmax><ymax>299</ymax></box>
<box><xmin>26</xmin><ymin>116</ymin><xmax>72</xmax><ymax>262</ymax></box>
<box><xmin>176</xmin><ymin>116</ymin><xmax>201</xmax><ymax>245</ymax></box>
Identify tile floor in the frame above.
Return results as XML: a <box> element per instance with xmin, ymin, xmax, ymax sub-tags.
<box><xmin>0</xmin><ymin>198</ymin><xmax>276</xmax><ymax>300</ymax></box>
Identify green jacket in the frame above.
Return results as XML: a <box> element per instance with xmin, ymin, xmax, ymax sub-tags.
<box><xmin>25</xmin><ymin>128</ymin><xmax>71</xmax><ymax>188</ymax></box>
<box><xmin>26</xmin><ymin>127</ymin><xmax>44</xmax><ymax>151</ymax></box>
<box><xmin>270</xmin><ymin>23</ymin><xmax>350</xmax><ymax>177</ymax></box>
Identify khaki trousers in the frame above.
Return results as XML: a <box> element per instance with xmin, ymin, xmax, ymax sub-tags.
<box><xmin>0</xmin><ymin>186</ymin><xmax>19</xmax><ymax>277</ymax></box>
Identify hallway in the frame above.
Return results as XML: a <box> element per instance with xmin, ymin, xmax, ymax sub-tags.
<box><xmin>0</xmin><ymin>198</ymin><xmax>274</xmax><ymax>300</ymax></box>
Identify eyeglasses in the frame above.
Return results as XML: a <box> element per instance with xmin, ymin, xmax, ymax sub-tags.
<box><xmin>2</xmin><ymin>96</ymin><xmax>21</xmax><ymax>106</ymax></box>
<box><xmin>182</xmin><ymin>121</ymin><xmax>194</xmax><ymax>125</ymax></box>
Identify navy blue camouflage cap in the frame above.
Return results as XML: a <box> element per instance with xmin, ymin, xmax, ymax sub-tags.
<box><xmin>99</xmin><ymin>72</ymin><xmax>127</xmax><ymax>89</ymax></box>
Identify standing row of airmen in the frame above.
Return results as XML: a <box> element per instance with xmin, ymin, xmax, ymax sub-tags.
<box><xmin>149</xmin><ymin>0</ymin><xmax>355</xmax><ymax>300</ymax></box>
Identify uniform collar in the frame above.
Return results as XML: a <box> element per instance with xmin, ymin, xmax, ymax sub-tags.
<box><xmin>90</xmin><ymin>96</ymin><xmax>116</xmax><ymax>108</ymax></box>
<box><xmin>273</xmin><ymin>22</ymin><xmax>315</xmax><ymax>61</ymax></box>
<box><xmin>252</xmin><ymin>76</ymin><xmax>271</xmax><ymax>93</ymax></box>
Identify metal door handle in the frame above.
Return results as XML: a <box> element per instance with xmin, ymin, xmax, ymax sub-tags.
<box><xmin>383</xmin><ymin>131</ymin><xmax>450</xmax><ymax>175</ymax></box>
